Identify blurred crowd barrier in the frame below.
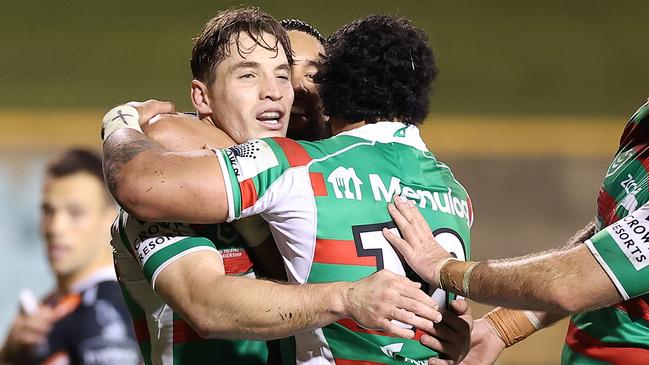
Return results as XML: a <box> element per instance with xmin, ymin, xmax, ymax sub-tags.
<box><xmin>0</xmin><ymin>110</ymin><xmax>623</xmax><ymax>364</ymax></box>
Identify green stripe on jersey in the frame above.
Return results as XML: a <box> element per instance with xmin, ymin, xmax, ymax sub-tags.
<box><xmin>172</xmin><ymin>338</ymin><xmax>267</xmax><ymax>365</ymax></box>
<box><xmin>322</xmin><ymin>323</ymin><xmax>436</xmax><ymax>364</ymax></box>
<box><xmin>118</xmin><ymin>282</ymin><xmax>152</xmax><ymax>364</ymax></box>
<box><xmin>571</xmin><ymin>307</ymin><xmax>649</xmax><ymax>347</ymax></box>
<box><xmin>308</xmin><ymin>263</ymin><xmax>376</xmax><ymax>283</ymax></box>
<box><xmin>219</xmin><ymin>149</ymin><xmax>243</xmax><ymax>219</ymax></box>
<box><xmin>142</xmin><ymin>236</ymin><xmax>216</xmax><ymax>282</ymax></box>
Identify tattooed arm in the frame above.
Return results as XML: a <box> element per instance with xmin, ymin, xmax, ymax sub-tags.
<box><xmin>102</xmin><ymin>101</ymin><xmax>229</xmax><ymax>223</ymax></box>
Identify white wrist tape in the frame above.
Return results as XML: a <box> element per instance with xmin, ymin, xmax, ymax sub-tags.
<box><xmin>102</xmin><ymin>105</ymin><xmax>142</xmax><ymax>141</ymax></box>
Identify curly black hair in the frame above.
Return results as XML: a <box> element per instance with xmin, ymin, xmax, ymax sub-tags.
<box><xmin>280</xmin><ymin>18</ymin><xmax>326</xmax><ymax>45</ymax></box>
<box><xmin>315</xmin><ymin>15</ymin><xmax>438</xmax><ymax>125</ymax></box>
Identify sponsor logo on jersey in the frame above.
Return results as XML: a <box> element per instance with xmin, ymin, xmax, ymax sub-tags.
<box><xmin>606</xmin><ymin>149</ymin><xmax>635</xmax><ymax>178</ymax></box>
<box><xmin>129</xmin><ymin>222</ymin><xmax>190</xmax><ymax>265</ymax></box>
<box><xmin>225</xmin><ymin>139</ymin><xmax>279</xmax><ymax>182</ymax></box>
<box><xmin>380</xmin><ymin>343</ymin><xmax>426</xmax><ymax>365</ymax></box>
<box><xmin>607</xmin><ymin>205</ymin><xmax>649</xmax><ymax>270</ymax></box>
<box><xmin>369</xmin><ymin>174</ymin><xmax>472</xmax><ymax>227</ymax></box>
<box><xmin>618</xmin><ymin>174</ymin><xmax>642</xmax><ymax>213</ymax></box>
<box><xmin>327</xmin><ymin>166</ymin><xmax>363</xmax><ymax>200</ymax></box>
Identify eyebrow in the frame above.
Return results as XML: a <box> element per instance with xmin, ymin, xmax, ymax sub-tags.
<box><xmin>228</xmin><ymin>61</ymin><xmax>260</xmax><ymax>74</ymax></box>
<box><xmin>228</xmin><ymin>61</ymin><xmax>291</xmax><ymax>74</ymax></box>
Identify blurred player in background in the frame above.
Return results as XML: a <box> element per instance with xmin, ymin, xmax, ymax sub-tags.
<box><xmin>102</xmin><ymin>14</ymin><xmax>473</xmax><ymax>364</ymax></box>
<box><xmin>383</xmin><ymin>100</ymin><xmax>649</xmax><ymax>364</ymax></box>
<box><xmin>0</xmin><ymin>149</ymin><xmax>140</xmax><ymax>365</ymax></box>
<box><xmin>109</xmin><ymin>8</ymin><xmax>443</xmax><ymax>365</ymax></box>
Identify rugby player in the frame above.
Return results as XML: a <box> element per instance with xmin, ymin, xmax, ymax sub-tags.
<box><xmin>383</xmin><ymin>100</ymin><xmax>649</xmax><ymax>364</ymax></box>
<box><xmin>280</xmin><ymin>19</ymin><xmax>329</xmax><ymax>141</ymax></box>
<box><xmin>108</xmin><ymin>9</ymin><xmax>446</xmax><ymax>365</ymax></box>
<box><xmin>0</xmin><ymin>149</ymin><xmax>140</xmax><ymax>365</ymax></box>
<box><xmin>102</xmin><ymin>15</ymin><xmax>473</xmax><ymax>364</ymax></box>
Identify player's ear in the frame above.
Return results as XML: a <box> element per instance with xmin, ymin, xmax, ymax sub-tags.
<box><xmin>191</xmin><ymin>79</ymin><xmax>212</xmax><ymax>116</ymax></box>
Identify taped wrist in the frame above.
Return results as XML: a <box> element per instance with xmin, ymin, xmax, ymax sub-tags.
<box><xmin>483</xmin><ymin>307</ymin><xmax>540</xmax><ymax>347</ymax></box>
<box><xmin>102</xmin><ymin>105</ymin><xmax>142</xmax><ymax>141</ymax></box>
<box><xmin>439</xmin><ymin>259</ymin><xmax>479</xmax><ymax>296</ymax></box>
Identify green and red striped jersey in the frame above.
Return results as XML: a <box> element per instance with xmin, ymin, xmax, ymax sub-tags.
<box><xmin>562</xmin><ymin>102</ymin><xmax>649</xmax><ymax>364</ymax></box>
<box><xmin>214</xmin><ymin>122</ymin><xmax>473</xmax><ymax>365</ymax></box>
<box><xmin>111</xmin><ymin>211</ymin><xmax>269</xmax><ymax>365</ymax></box>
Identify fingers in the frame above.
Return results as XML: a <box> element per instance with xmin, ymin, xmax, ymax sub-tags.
<box><xmin>449</xmin><ymin>300</ymin><xmax>470</xmax><ymax>316</ymax></box>
<box><xmin>389</xmin><ymin>308</ymin><xmax>437</xmax><ymax>335</ymax></box>
<box><xmin>429</xmin><ymin>358</ymin><xmax>455</xmax><ymax>365</ymax></box>
<box><xmin>387</xmin><ymin>202</ymin><xmax>417</xmax><ymax>241</ymax></box>
<box><xmin>127</xmin><ymin>99</ymin><xmax>177</xmax><ymax>123</ymax></box>
<box><xmin>382</xmin><ymin>227</ymin><xmax>412</xmax><ymax>256</ymax></box>
<box><xmin>393</xmin><ymin>196</ymin><xmax>436</xmax><ymax>237</ymax></box>
<box><xmin>378</xmin><ymin>318</ymin><xmax>416</xmax><ymax>339</ymax></box>
<box><xmin>421</xmin><ymin>334</ymin><xmax>461</xmax><ymax>365</ymax></box>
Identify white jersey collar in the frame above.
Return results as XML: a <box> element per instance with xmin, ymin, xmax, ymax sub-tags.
<box><xmin>70</xmin><ymin>266</ymin><xmax>117</xmax><ymax>293</ymax></box>
<box><xmin>336</xmin><ymin>122</ymin><xmax>429</xmax><ymax>152</ymax></box>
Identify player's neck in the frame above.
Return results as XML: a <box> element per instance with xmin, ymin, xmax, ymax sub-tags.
<box><xmin>199</xmin><ymin>115</ymin><xmax>218</xmax><ymax>128</ymax></box>
<box><xmin>55</xmin><ymin>256</ymin><xmax>113</xmax><ymax>293</ymax></box>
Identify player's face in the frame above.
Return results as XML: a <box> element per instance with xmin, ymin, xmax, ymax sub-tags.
<box><xmin>286</xmin><ymin>30</ymin><xmax>328</xmax><ymax>141</ymax></box>
<box><xmin>41</xmin><ymin>173</ymin><xmax>115</xmax><ymax>278</ymax></box>
<box><xmin>208</xmin><ymin>32</ymin><xmax>294</xmax><ymax>144</ymax></box>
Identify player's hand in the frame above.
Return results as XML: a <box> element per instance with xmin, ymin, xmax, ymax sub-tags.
<box><xmin>0</xmin><ymin>306</ymin><xmax>57</xmax><ymax>361</ymax></box>
<box><xmin>126</xmin><ymin>99</ymin><xmax>176</xmax><ymax>128</ymax></box>
<box><xmin>345</xmin><ymin>269</ymin><xmax>442</xmax><ymax>339</ymax></box>
<box><xmin>458</xmin><ymin>317</ymin><xmax>506</xmax><ymax>365</ymax></box>
<box><xmin>422</xmin><ymin>300</ymin><xmax>472</xmax><ymax>365</ymax></box>
<box><xmin>383</xmin><ymin>196</ymin><xmax>452</xmax><ymax>286</ymax></box>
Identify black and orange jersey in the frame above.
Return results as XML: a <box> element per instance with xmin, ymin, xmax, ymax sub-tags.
<box><xmin>30</xmin><ymin>268</ymin><xmax>141</xmax><ymax>365</ymax></box>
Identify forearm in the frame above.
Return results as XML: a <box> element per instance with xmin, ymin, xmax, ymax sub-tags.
<box><xmin>167</xmin><ymin>275</ymin><xmax>349</xmax><ymax>340</ymax></box>
<box><xmin>103</xmin><ymin>128</ymin><xmax>226</xmax><ymax>223</ymax></box>
<box><xmin>142</xmin><ymin>114</ymin><xmax>235</xmax><ymax>152</ymax></box>
<box><xmin>446</xmin><ymin>244</ymin><xmax>619</xmax><ymax>313</ymax></box>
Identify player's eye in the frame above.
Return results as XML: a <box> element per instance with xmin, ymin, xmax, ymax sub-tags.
<box><xmin>240</xmin><ymin>73</ymin><xmax>255</xmax><ymax>79</ymax></box>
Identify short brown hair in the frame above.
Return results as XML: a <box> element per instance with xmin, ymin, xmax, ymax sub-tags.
<box><xmin>46</xmin><ymin>148</ymin><xmax>114</xmax><ymax>204</ymax></box>
<box><xmin>190</xmin><ymin>7</ymin><xmax>293</xmax><ymax>85</ymax></box>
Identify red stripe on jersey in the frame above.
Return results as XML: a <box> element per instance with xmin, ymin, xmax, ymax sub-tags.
<box><xmin>615</xmin><ymin>297</ymin><xmax>649</xmax><ymax>322</ymax></box>
<box><xmin>310</xmin><ymin>172</ymin><xmax>328</xmax><ymax>196</ymax></box>
<box><xmin>597</xmin><ymin>188</ymin><xmax>620</xmax><ymax>226</ymax></box>
<box><xmin>240</xmin><ymin>178</ymin><xmax>258</xmax><ymax>211</ymax></box>
<box><xmin>565</xmin><ymin>321</ymin><xmax>649</xmax><ymax>363</ymax></box>
<box><xmin>337</xmin><ymin>318</ymin><xmax>426</xmax><ymax>341</ymax></box>
<box><xmin>132</xmin><ymin>318</ymin><xmax>150</xmax><ymax>342</ymax></box>
<box><xmin>221</xmin><ymin>248</ymin><xmax>254</xmax><ymax>275</ymax></box>
<box><xmin>173</xmin><ymin>319</ymin><xmax>202</xmax><ymax>343</ymax></box>
<box><xmin>314</xmin><ymin>239</ymin><xmax>376</xmax><ymax>266</ymax></box>
<box><xmin>466</xmin><ymin>196</ymin><xmax>474</xmax><ymax>226</ymax></box>
<box><xmin>272</xmin><ymin>137</ymin><xmax>312</xmax><ymax>167</ymax></box>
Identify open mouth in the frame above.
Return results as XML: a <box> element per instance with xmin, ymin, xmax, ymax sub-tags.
<box><xmin>256</xmin><ymin>110</ymin><xmax>285</xmax><ymax>130</ymax></box>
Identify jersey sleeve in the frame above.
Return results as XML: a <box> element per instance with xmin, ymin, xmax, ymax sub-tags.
<box><xmin>214</xmin><ymin>137</ymin><xmax>299</xmax><ymax>221</ymax></box>
<box><xmin>618</xmin><ymin>101</ymin><xmax>649</xmax><ymax>148</ymax></box>
<box><xmin>114</xmin><ymin>211</ymin><xmax>221</xmax><ymax>289</ymax></box>
<box><xmin>585</xmin><ymin>202</ymin><xmax>649</xmax><ymax>300</ymax></box>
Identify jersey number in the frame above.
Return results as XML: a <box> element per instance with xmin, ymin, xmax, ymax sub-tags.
<box><xmin>351</xmin><ymin>222</ymin><xmax>467</xmax><ymax>308</ymax></box>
